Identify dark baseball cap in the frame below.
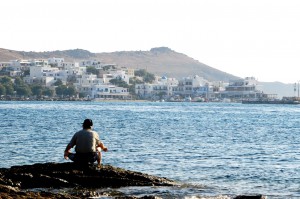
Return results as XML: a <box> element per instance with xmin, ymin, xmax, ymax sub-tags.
<box><xmin>82</xmin><ymin>119</ymin><xmax>93</xmax><ymax>127</ymax></box>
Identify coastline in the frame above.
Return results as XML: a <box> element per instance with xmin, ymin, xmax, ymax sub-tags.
<box><xmin>0</xmin><ymin>162</ymin><xmax>265</xmax><ymax>199</ymax></box>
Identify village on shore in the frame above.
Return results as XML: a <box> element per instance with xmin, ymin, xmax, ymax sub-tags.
<box><xmin>0</xmin><ymin>57</ymin><xmax>296</xmax><ymax>103</ymax></box>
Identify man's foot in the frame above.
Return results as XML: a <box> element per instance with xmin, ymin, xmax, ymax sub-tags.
<box><xmin>97</xmin><ymin>164</ymin><xmax>102</xmax><ymax>169</ymax></box>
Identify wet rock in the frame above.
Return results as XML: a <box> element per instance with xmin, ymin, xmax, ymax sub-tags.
<box><xmin>0</xmin><ymin>162</ymin><xmax>177</xmax><ymax>198</ymax></box>
<box><xmin>234</xmin><ymin>195</ymin><xmax>266</xmax><ymax>199</ymax></box>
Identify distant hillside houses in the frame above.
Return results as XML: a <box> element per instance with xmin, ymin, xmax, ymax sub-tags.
<box><xmin>0</xmin><ymin>58</ymin><xmax>267</xmax><ymax>101</ymax></box>
<box><xmin>135</xmin><ymin>76</ymin><xmax>266</xmax><ymax>102</ymax></box>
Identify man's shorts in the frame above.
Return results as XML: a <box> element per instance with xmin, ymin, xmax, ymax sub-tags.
<box><xmin>68</xmin><ymin>152</ymin><xmax>98</xmax><ymax>164</ymax></box>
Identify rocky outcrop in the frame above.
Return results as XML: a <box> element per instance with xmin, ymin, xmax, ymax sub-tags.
<box><xmin>0</xmin><ymin>162</ymin><xmax>176</xmax><ymax>198</ymax></box>
<box><xmin>0</xmin><ymin>162</ymin><xmax>266</xmax><ymax>199</ymax></box>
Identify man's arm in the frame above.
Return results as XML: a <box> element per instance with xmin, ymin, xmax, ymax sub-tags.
<box><xmin>64</xmin><ymin>133</ymin><xmax>77</xmax><ymax>159</ymax></box>
<box><xmin>64</xmin><ymin>144</ymin><xmax>72</xmax><ymax>159</ymax></box>
<box><xmin>97</xmin><ymin>142</ymin><xmax>108</xmax><ymax>152</ymax></box>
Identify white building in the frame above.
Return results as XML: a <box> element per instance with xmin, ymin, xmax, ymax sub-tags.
<box><xmin>25</xmin><ymin>66</ymin><xmax>65</xmax><ymax>86</ymax></box>
<box><xmin>172</xmin><ymin>75</ymin><xmax>212</xmax><ymax>98</ymax></box>
<box><xmin>75</xmin><ymin>74</ymin><xmax>103</xmax><ymax>86</ymax></box>
<box><xmin>2</xmin><ymin>60</ymin><xmax>31</xmax><ymax>77</ymax></box>
<box><xmin>31</xmin><ymin>59</ymin><xmax>49</xmax><ymax>67</ymax></box>
<box><xmin>135</xmin><ymin>76</ymin><xmax>179</xmax><ymax>99</ymax></box>
<box><xmin>79</xmin><ymin>60</ymin><xmax>101</xmax><ymax>67</ymax></box>
<box><xmin>75</xmin><ymin>74</ymin><xmax>129</xmax><ymax>100</ymax></box>
<box><xmin>90</xmin><ymin>84</ymin><xmax>129</xmax><ymax>100</ymax></box>
<box><xmin>98</xmin><ymin>69</ymin><xmax>131</xmax><ymax>84</ymax></box>
<box><xmin>220</xmin><ymin>77</ymin><xmax>264</xmax><ymax>99</ymax></box>
<box><xmin>48</xmin><ymin>58</ymin><xmax>64</xmax><ymax>68</ymax></box>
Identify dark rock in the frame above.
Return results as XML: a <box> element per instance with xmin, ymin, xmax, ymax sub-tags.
<box><xmin>234</xmin><ymin>195</ymin><xmax>266</xmax><ymax>199</ymax></box>
<box><xmin>0</xmin><ymin>162</ymin><xmax>177</xmax><ymax>198</ymax></box>
<box><xmin>0</xmin><ymin>162</ymin><xmax>267</xmax><ymax>199</ymax></box>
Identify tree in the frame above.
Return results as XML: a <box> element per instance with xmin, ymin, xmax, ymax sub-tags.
<box><xmin>134</xmin><ymin>69</ymin><xmax>147</xmax><ymax>77</ymax></box>
<box><xmin>42</xmin><ymin>88</ymin><xmax>54</xmax><ymax>97</ymax></box>
<box><xmin>23</xmin><ymin>69</ymin><xmax>30</xmax><ymax>77</ymax></box>
<box><xmin>0</xmin><ymin>84</ymin><xmax>6</xmax><ymax>95</ymax></box>
<box><xmin>0</xmin><ymin>76</ymin><xmax>12</xmax><ymax>84</ymax></box>
<box><xmin>129</xmin><ymin>77</ymin><xmax>143</xmax><ymax>85</ymax></box>
<box><xmin>128</xmin><ymin>84</ymin><xmax>136</xmax><ymax>95</ymax></box>
<box><xmin>144</xmin><ymin>73</ymin><xmax>155</xmax><ymax>83</ymax></box>
<box><xmin>15</xmin><ymin>85</ymin><xmax>31</xmax><ymax>97</ymax></box>
<box><xmin>14</xmin><ymin>77</ymin><xmax>25</xmax><ymax>86</ymax></box>
<box><xmin>55</xmin><ymin>85</ymin><xmax>68</xmax><ymax>97</ymax></box>
<box><xmin>65</xmin><ymin>85</ymin><xmax>77</xmax><ymax>96</ymax></box>
<box><xmin>55</xmin><ymin>85</ymin><xmax>76</xmax><ymax>97</ymax></box>
<box><xmin>134</xmin><ymin>69</ymin><xmax>155</xmax><ymax>83</ymax></box>
<box><xmin>31</xmin><ymin>84</ymin><xmax>43</xmax><ymax>97</ymax></box>
<box><xmin>86</xmin><ymin>66</ymin><xmax>98</xmax><ymax>75</ymax></box>
<box><xmin>4</xmin><ymin>84</ymin><xmax>14</xmax><ymax>95</ymax></box>
<box><xmin>109</xmin><ymin>78</ymin><xmax>129</xmax><ymax>88</ymax></box>
<box><xmin>53</xmin><ymin>79</ymin><xmax>63</xmax><ymax>86</ymax></box>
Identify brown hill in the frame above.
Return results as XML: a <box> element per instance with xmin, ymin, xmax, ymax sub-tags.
<box><xmin>0</xmin><ymin>47</ymin><xmax>238</xmax><ymax>82</ymax></box>
<box><xmin>1</xmin><ymin>47</ymin><xmax>294</xmax><ymax>97</ymax></box>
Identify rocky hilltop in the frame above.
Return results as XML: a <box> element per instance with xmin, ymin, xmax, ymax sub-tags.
<box><xmin>0</xmin><ymin>47</ymin><xmax>238</xmax><ymax>82</ymax></box>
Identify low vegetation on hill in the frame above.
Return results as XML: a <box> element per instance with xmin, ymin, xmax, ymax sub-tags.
<box><xmin>0</xmin><ymin>47</ymin><xmax>238</xmax><ymax>82</ymax></box>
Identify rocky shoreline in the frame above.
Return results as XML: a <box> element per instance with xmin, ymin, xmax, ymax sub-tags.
<box><xmin>0</xmin><ymin>162</ymin><xmax>265</xmax><ymax>199</ymax></box>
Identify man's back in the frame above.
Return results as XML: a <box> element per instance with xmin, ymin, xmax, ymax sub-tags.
<box><xmin>70</xmin><ymin>129</ymin><xmax>100</xmax><ymax>153</ymax></box>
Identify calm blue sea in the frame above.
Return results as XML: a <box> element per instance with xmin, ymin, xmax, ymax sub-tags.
<box><xmin>0</xmin><ymin>101</ymin><xmax>299</xmax><ymax>198</ymax></box>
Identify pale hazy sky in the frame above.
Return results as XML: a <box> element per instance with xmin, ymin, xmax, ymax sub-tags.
<box><xmin>1</xmin><ymin>0</ymin><xmax>300</xmax><ymax>83</ymax></box>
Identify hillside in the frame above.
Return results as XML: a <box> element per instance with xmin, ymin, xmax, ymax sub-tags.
<box><xmin>0</xmin><ymin>47</ymin><xmax>238</xmax><ymax>82</ymax></box>
<box><xmin>94</xmin><ymin>47</ymin><xmax>238</xmax><ymax>82</ymax></box>
<box><xmin>0</xmin><ymin>47</ymin><xmax>294</xmax><ymax>98</ymax></box>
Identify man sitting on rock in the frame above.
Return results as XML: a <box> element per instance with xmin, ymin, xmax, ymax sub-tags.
<box><xmin>64</xmin><ymin>119</ymin><xmax>108</xmax><ymax>168</ymax></box>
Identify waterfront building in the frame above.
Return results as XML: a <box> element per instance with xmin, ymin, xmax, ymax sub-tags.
<box><xmin>89</xmin><ymin>84</ymin><xmax>130</xmax><ymax>100</ymax></box>
<box><xmin>75</xmin><ymin>74</ymin><xmax>129</xmax><ymax>100</ymax></box>
<box><xmin>74</xmin><ymin>73</ymin><xmax>130</xmax><ymax>99</ymax></box>
<box><xmin>172</xmin><ymin>75</ymin><xmax>213</xmax><ymax>99</ymax></box>
<box><xmin>220</xmin><ymin>77</ymin><xmax>264</xmax><ymax>100</ymax></box>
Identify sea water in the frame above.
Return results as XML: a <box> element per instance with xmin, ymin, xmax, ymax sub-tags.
<box><xmin>0</xmin><ymin>101</ymin><xmax>299</xmax><ymax>198</ymax></box>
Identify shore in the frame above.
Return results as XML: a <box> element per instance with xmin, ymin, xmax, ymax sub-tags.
<box><xmin>0</xmin><ymin>162</ymin><xmax>266</xmax><ymax>199</ymax></box>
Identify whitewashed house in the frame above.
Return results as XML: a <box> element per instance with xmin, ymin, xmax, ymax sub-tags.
<box><xmin>98</xmin><ymin>70</ymin><xmax>130</xmax><ymax>84</ymax></box>
<box><xmin>90</xmin><ymin>84</ymin><xmax>129</xmax><ymax>100</ymax></box>
<box><xmin>135</xmin><ymin>76</ymin><xmax>179</xmax><ymax>99</ymax></box>
<box><xmin>74</xmin><ymin>74</ymin><xmax>104</xmax><ymax>96</ymax></box>
<box><xmin>172</xmin><ymin>75</ymin><xmax>213</xmax><ymax>98</ymax></box>
<box><xmin>3</xmin><ymin>60</ymin><xmax>31</xmax><ymax>77</ymax></box>
<box><xmin>74</xmin><ymin>74</ymin><xmax>129</xmax><ymax>100</ymax></box>
<box><xmin>26</xmin><ymin>66</ymin><xmax>63</xmax><ymax>86</ymax></box>
<box><xmin>48</xmin><ymin>58</ymin><xmax>64</xmax><ymax>68</ymax></box>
